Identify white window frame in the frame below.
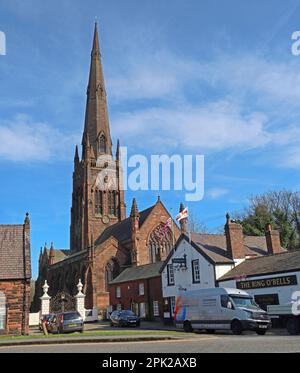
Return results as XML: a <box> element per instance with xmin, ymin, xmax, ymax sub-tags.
<box><xmin>139</xmin><ymin>283</ymin><xmax>145</xmax><ymax>296</ymax></box>
<box><xmin>192</xmin><ymin>259</ymin><xmax>200</xmax><ymax>283</ymax></box>
<box><xmin>167</xmin><ymin>264</ymin><xmax>175</xmax><ymax>286</ymax></box>
<box><xmin>0</xmin><ymin>292</ymin><xmax>6</xmax><ymax>331</ymax></box>
<box><xmin>153</xmin><ymin>301</ymin><xmax>159</xmax><ymax>317</ymax></box>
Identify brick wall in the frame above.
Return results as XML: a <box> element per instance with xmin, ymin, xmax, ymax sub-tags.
<box><xmin>109</xmin><ymin>276</ymin><xmax>163</xmax><ymax>321</ymax></box>
<box><xmin>0</xmin><ymin>279</ymin><xmax>30</xmax><ymax>335</ymax></box>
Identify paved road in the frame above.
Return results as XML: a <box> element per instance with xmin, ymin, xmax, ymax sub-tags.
<box><xmin>1</xmin><ymin>333</ymin><xmax>300</xmax><ymax>353</ymax></box>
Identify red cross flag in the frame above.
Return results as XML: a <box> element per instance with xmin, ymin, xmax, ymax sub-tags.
<box><xmin>176</xmin><ymin>207</ymin><xmax>188</xmax><ymax>222</ymax></box>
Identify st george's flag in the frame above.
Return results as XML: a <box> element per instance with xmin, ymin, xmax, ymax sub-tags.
<box><xmin>176</xmin><ymin>207</ymin><xmax>188</xmax><ymax>222</ymax></box>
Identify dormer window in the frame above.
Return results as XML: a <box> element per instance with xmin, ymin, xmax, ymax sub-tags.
<box><xmin>99</xmin><ymin>134</ymin><xmax>106</xmax><ymax>153</ymax></box>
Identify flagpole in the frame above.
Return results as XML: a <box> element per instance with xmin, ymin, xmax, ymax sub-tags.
<box><xmin>170</xmin><ymin>207</ymin><xmax>175</xmax><ymax>249</ymax></box>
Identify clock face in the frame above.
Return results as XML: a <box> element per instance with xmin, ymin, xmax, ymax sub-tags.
<box><xmin>102</xmin><ymin>215</ymin><xmax>110</xmax><ymax>224</ymax></box>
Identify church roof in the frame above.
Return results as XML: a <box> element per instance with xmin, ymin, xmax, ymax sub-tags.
<box><xmin>0</xmin><ymin>225</ymin><xmax>29</xmax><ymax>280</ymax></box>
<box><xmin>46</xmin><ymin>249</ymin><xmax>70</xmax><ymax>264</ymax></box>
<box><xmin>218</xmin><ymin>250</ymin><xmax>300</xmax><ymax>281</ymax></box>
<box><xmin>109</xmin><ymin>262</ymin><xmax>163</xmax><ymax>284</ymax></box>
<box><xmin>95</xmin><ymin>205</ymin><xmax>155</xmax><ymax>245</ymax></box>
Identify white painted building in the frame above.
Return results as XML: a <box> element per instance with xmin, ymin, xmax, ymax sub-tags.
<box><xmin>218</xmin><ymin>251</ymin><xmax>300</xmax><ymax>310</ymax></box>
<box><xmin>160</xmin><ymin>217</ymin><xmax>284</xmax><ymax>322</ymax></box>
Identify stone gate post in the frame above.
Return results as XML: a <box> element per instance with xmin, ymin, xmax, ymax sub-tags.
<box><xmin>40</xmin><ymin>280</ymin><xmax>51</xmax><ymax>316</ymax></box>
<box><xmin>75</xmin><ymin>279</ymin><xmax>86</xmax><ymax>320</ymax></box>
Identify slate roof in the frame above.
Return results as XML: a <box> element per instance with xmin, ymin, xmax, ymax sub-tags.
<box><xmin>95</xmin><ymin>205</ymin><xmax>155</xmax><ymax>246</ymax></box>
<box><xmin>0</xmin><ymin>225</ymin><xmax>26</xmax><ymax>280</ymax></box>
<box><xmin>191</xmin><ymin>233</ymin><xmax>284</xmax><ymax>263</ymax></box>
<box><xmin>110</xmin><ymin>262</ymin><xmax>163</xmax><ymax>284</ymax></box>
<box><xmin>160</xmin><ymin>232</ymin><xmax>285</xmax><ymax>273</ymax></box>
<box><xmin>218</xmin><ymin>250</ymin><xmax>300</xmax><ymax>281</ymax></box>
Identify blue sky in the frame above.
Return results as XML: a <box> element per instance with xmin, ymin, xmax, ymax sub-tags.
<box><xmin>1</xmin><ymin>0</ymin><xmax>300</xmax><ymax>278</ymax></box>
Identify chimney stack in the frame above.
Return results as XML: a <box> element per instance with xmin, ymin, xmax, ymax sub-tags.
<box><xmin>265</xmin><ymin>224</ymin><xmax>281</xmax><ymax>255</ymax></box>
<box><xmin>225</xmin><ymin>213</ymin><xmax>245</xmax><ymax>260</ymax></box>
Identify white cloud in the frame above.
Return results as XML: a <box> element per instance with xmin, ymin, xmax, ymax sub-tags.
<box><xmin>0</xmin><ymin>114</ymin><xmax>78</xmax><ymax>162</ymax></box>
<box><xmin>207</xmin><ymin>187</ymin><xmax>229</xmax><ymax>200</ymax></box>
<box><xmin>112</xmin><ymin>101</ymin><xmax>270</xmax><ymax>153</ymax></box>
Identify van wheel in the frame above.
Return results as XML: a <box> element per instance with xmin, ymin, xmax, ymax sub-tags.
<box><xmin>231</xmin><ymin>320</ymin><xmax>243</xmax><ymax>335</ymax></box>
<box><xmin>205</xmin><ymin>329</ymin><xmax>215</xmax><ymax>334</ymax></box>
<box><xmin>286</xmin><ymin>317</ymin><xmax>300</xmax><ymax>335</ymax></box>
<box><xmin>183</xmin><ymin>321</ymin><xmax>193</xmax><ymax>333</ymax></box>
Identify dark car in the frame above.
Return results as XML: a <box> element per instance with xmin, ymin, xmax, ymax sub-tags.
<box><xmin>39</xmin><ymin>314</ymin><xmax>55</xmax><ymax>331</ymax></box>
<box><xmin>48</xmin><ymin>311</ymin><xmax>84</xmax><ymax>334</ymax></box>
<box><xmin>110</xmin><ymin>310</ymin><xmax>140</xmax><ymax>327</ymax></box>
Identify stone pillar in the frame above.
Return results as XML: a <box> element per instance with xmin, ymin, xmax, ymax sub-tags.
<box><xmin>40</xmin><ymin>281</ymin><xmax>51</xmax><ymax>316</ymax></box>
<box><xmin>75</xmin><ymin>279</ymin><xmax>86</xmax><ymax>320</ymax></box>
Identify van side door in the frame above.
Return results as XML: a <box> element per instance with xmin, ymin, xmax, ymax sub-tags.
<box><xmin>220</xmin><ymin>295</ymin><xmax>235</xmax><ymax>330</ymax></box>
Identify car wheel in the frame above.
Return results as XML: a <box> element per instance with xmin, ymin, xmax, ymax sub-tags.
<box><xmin>231</xmin><ymin>320</ymin><xmax>243</xmax><ymax>335</ymax></box>
<box><xmin>287</xmin><ymin>317</ymin><xmax>300</xmax><ymax>335</ymax></box>
<box><xmin>256</xmin><ymin>329</ymin><xmax>267</xmax><ymax>335</ymax></box>
<box><xmin>183</xmin><ymin>321</ymin><xmax>193</xmax><ymax>333</ymax></box>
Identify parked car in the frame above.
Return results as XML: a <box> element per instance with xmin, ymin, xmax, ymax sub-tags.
<box><xmin>110</xmin><ymin>310</ymin><xmax>140</xmax><ymax>327</ymax></box>
<box><xmin>174</xmin><ymin>287</ymin><xmax>271</xmax><ymax>335</ymax></box>
<box><xmin>39</xmin><ymin>314</ymin><xmax>55</xmax><ymax>332</ymax></box>
<box><xmin>48</xmin><ymin>311</ymin><xmax>84</xmax><ymax>334</ymax></box>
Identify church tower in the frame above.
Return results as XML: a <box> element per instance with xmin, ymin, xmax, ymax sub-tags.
<box><xmin>70</xmin><ymin>23</ymin><xmax>126</xmax><ymax>253</ymax></box>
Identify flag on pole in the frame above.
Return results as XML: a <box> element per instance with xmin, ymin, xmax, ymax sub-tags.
<box><xmin>176</xmin><ymin>207</ymin><xmax>188</xmax><ymax>222</ymax></box>
<box><xmin>163</xmin><ymin>217</ymin><xmax>172</xmax><ymax>233</ymax></box>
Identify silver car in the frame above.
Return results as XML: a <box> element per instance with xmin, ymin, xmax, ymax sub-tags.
<box><xmin>49</xmin><ymin>311</ymin><xmax>84</xmax><ymax>334</ymax></box>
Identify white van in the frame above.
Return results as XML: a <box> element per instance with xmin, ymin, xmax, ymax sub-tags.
<box><xmin>174</xmin><ymin>287</ymin><xmax>271</xmax><ymax>335</ymax></box>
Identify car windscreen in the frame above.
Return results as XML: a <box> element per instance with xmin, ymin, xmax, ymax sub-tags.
<box><xmin>121</xmin><ymin>311</ymin><xmax>135</xmax><ymax>316</ymax></box>
<box><xmin>63</xmin><ymin>313</ymin><xmax>80</xmax><ymax>320</ymax></box>
<box><xmin>230</xmin><ymin>295</ymin><xmax>259</xmax><ymax>309</ymax></box>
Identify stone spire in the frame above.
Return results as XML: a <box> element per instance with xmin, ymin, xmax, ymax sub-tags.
<box><xmin>130</xmin><ymin>198</ymin><xmax>140</xmax><ymax>218</ymax></box>
<box><xmin>82</xmin><ymin>22</ymin><xmax>112</xmax><ymax>159</ymax></box>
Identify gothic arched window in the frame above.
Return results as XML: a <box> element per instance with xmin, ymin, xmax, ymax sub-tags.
<box><xmin>95</xmin><ymin>189</ymin><xmax>103</xmax><ymax>215</ymax></box>
<box><xmin>0</xmin><ymin>293</ymin><xmax>6</xmax><ymax>331</ymax></box>
<box><xmin>105</xmin><ymin>259</ymin><xmax>120</xmax><ymax>292</ymax></box>
<box><xmin>99</xmin><ymin>134</ymin><xmax>106</xmax><ymax>154</ymax></box>
<box><xmin>108</xmin><ymin>191</ymin><xmax>116</xmax><ymax>216</ymax></box>
<box><xmin>148</xmin><ymin>224</ymin><xmax>173</xmax><ymax>263</ymax></box>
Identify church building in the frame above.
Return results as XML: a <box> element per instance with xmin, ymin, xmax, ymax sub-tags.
<box><xmin>32</xmin><ymin>24</ymin><xmax>179</xmax><ymax>317</ymax></box>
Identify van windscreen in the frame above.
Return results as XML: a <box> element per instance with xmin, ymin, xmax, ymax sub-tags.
<box><xmin>230</xmin><ymin>296</ymin><xmax>258</xmax><ymax>309</ymax></box>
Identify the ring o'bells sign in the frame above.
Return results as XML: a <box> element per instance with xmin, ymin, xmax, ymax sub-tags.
<box><xmin>236</xmin><ymin>275</ymin><xmax>298</xmax><ymax>290</ymax></box>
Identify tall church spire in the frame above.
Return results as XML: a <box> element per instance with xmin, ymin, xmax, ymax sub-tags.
<box><xmin>82</xmin><ymin>22</ymin><xmax>112</xmax><ymax>158</ymax></box>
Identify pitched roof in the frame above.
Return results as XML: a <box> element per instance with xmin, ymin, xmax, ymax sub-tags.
<box><xmin>95</xmin><ymin>205</ymin><xmax>155</xmax><ymax>246</ymax></box>
<box><xmin>161</xmin><ymin>232</ymin><xmax>284</xmax><ymax>273</ymax></box>
<box><xmin>191</xmin><ymin>232</ymin><xmax>283</xmax><ymax>262</ymax></box>
<box><xmin>110</xmin><ymin>262</ymin><xmax>163</xmax><ymax>284</ymax></box>
<box><xmin>218</xmin><ymin>250</ymin><xmax>300</xmax><ymax>281</ymax></box>
<box><xmin>46</xmin><ymin>249</ymin><xmax>70</xmax><ymax>264</ymax></box>
<box><xmin>0</xmin><ymin>225</ymin><xmax>27</xmax><ymax>280</ymax></box>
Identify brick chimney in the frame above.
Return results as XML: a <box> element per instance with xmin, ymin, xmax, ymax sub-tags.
<box><xmin>265</xmin><ymin>224</ymin><xmax>281</xmax><ymax>255</ymax></box>
<box><xmin>225</xmin><ymin>213</ymin><xmax>245</xmax><ymax>260</ymax></box>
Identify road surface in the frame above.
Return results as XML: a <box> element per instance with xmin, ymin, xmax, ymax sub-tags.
<box><xmin>0</xmin><ymin>333</ymin><xmax>299</xmax><ymax>353</ymax></box>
